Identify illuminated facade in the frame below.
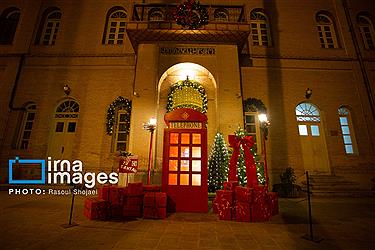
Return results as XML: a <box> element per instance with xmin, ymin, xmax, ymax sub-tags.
<box><xmin>0</xmin><ymin>0</ymin><xmax>374</xmax><ymax>191</ymax></box>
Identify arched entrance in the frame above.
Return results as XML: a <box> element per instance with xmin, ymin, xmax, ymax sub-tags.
<box><xmin>47</xmin><ymin>99</ymin><xmax>79</xmax><ymax>160</ymax></box>
<box><xmin>161</xmin><ymin>75</ymin><xmax>209</xmax><ymax>212</ymax></box>
<box><xmin>295</xmin><ymin>102</ymin><xmax>330</xmax><ymax>174</ymax></box>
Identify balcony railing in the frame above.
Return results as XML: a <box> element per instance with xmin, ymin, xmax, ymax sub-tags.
<box><xmin>132</xmin><ymin>3</ymin><xmax>246</xmax><ymax>24</ymax></box>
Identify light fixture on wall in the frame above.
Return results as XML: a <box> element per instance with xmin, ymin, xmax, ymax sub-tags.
<box><xmin>305</xmin><ymin>88</ymin><xmax>312</xmax><ymax>99</ymax></box>
<box><xmin>63</xmin><ymin>84</ymin><xmax>71</xmax><ymax>96</ymax></box>
<box><xmin>143</xmin><ymin>118</ymin><xmax>157</xmax><ymax>185</ymax></box>
<box><xmin>258</xmin><ymin>113</ymin><xmax>270</xmax><ymax>188</ymax></box>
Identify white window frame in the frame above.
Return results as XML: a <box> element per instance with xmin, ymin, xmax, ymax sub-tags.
<box><xmin>41</xmin><ymin>10</ymin><xmax>61</xmax><ymax>46</ymax></box>
<box><xmin>113</xmin><ymin>109</ymin><xmax>130</xmax><ymax>152</ymax></box>
<box><xmin>105</xmin><ymin>10</ymin><xmax>127</xmax><ymax>45</ymax></box>
<box><xmin>17</xmin><ymin>104</ymin><xmax>36</xmax><ymax>150</ymax></box>
<box><xmin>244</xmin><ymin>112</ymin><xmax>262</xmax><ymax>155</ymax></box>
<box><xmin>316</xmin><ymin>13</ymin><xmax>338</xmax><ymax>49</ymax></box>
<box><xmin>338</xmin><ymin>107</ymin><xmax>358</xmax><ymax>155</ymax></box>
<box><xmin>358</xmin><ymin>15</ymin><xmax>375</xmax><ymax>50</ymax></box>
<box><xmin>250</xmin><ymin>11</ymin><xmax>271</xmax><ymax>47</ymax></box>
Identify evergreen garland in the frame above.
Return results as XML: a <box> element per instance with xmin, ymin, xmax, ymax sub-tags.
<box><xmin>166</xmin><ymin>78</ymin><xmax>208</xmax><ymax>113</ymax></box>
<box><xmin>243</xmin><ymin>97</ymin><xmax>267</xmax><ymax>113</ymax></box>
<box><xmin>174</xmin><ymin>0</ymin><xmax>209</xmax><ymax>30</ymax></box>
<box><xmin>106</xmin><ymin>96</ymin><xmax>132</xmax><ymax>135</ymax></box>
<box><xmin>208</xmin><ymin>133</ymin><xmax>229</xmax><ymax>192</ymax></box>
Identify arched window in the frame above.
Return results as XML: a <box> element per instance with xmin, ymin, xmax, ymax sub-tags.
<box><xmin>55</xmin><ymin>99</ymin><xmax>79</xmax><ymax>118</ymax></box>
<box><xmin>103</xmin><ymin>7</ymin><xmax>127</xmax><ymax>45</ymax></box>
<box><xmin>0</xmin><ymin>7</ymin><xmax>20</xmax><ymax>44</ymax></box>
<box><xmin>250</xmin><ymin>10</ymin><xmax>271</xmax><ymax>47</ymax></box>
<box><xmin>316</xmin><ymin>12</ymin><xmax>338</xmax><ymax>48</ymax></box>
<box><xmin>36</xmin><ymin>8</ymin><xmax>62</xmax><ymax>45</ymax></box>
<box><xmin>106</xmin><ymin>97</ymin><xmax>132</xmax><ymax>152</ymax></box>
<box><xmin>357</xmin><ymin>14</ymin><xmax>375</xmax><ymax>50</ymax></box>
<box><xmin>295</xmin><ymin>102</ymin><xmax>321</xmax><ymax>136</ymax></box>
<box><xmin>148</xmin><ymin>8</ymin><xmax>164</xmax><ymax>21</ymax></box>
<box><xmin>214</xmin><ymin>8</ymin><xmax>229</xmax><ymax>22</ymax></box>
<box><xmin>17</xmin><ymin>103</ymin><xmax>36</xmax><ymax>149</ymax></box>
<box><xmin>338</xmin><ymin>106</ymin><xmax>357</xmax><ymax>154</ymax></box>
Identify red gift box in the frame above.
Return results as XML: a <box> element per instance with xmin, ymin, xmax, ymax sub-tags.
<box><xmin>127</xmin><ymin>182</ymin><xmax>143</xmax><ymax>196</ymax></box>
<box><xmin>98</xmin><ymin>186</ymin><xmax>111</xmax><ymax>201</ymax></box>
<box><xmin>143</xmin><ymin>207</ymin><xmax>167</xmax><ymax>219</ymax></box>
<box><xmin>218</xmin><ymin>205</ymin><xmax>234</xmax><ymax>220</ymax></box>
<box><xmin>212</xmin><ymin>201</ymin><xmax>219</xmax><ymax>213</ymax></box>
<box><xmin>235</xmin><ymin>201</ymin><xmax>251</xmax><ymax>222</ymax></box>
<box><xmin>84</xmin><ymin>197</ymin><xmax>108</xmax><ymax>220</ymax></box>
<box><xmin>215</xmin><ymin>190</ymin><xmax>234</xmax><ymax>204</ymax></box>
<box><xmin>223</xmin><ymin>181</ymin><xmax>239</xmax><ymax>191</ymax></box>
<box><xmin>251</xmin><ymin>202</ymin><xmax>271</xmax><ymax>222</ymax></box>
<box><xmin>118</xmin><ymin>187</ymin><xmax>127</xmax><ymax>205</ymax></box>
<box><xmin>143</xmin><ymin>185</ymin><xmax>161</xmax><ymax>193</ymax></box>
<box><xmin>252</xmin><ymin>187</ymin><xmax>267</xmax><ymax>203</ymax></box>
<box><xmin>215</xmin><ymin>190</ymin><xmax>234</xmax><ymax>220</ymax></box>
<box><xmin>235</xmin><ymin>186</ymin><xmax>253</xmax><ymax>203</ymax></box>
<box><xmin>126</xmin><ymin>195</ymin><xmax>143</xmax><ymax>207</ymax></box>
<box><xmin>267</xmin><ymin>192</ymin><xmax>279</xmax><ymax>216</ymax></box>
<box><xmin>109</xmin><ymin>204</ymin><xmax>123</xmax><ymax>219</ymax></box>
<box><xmin>143</xmin><ymin>192</ymin><xmax>167</xmax><ymax>207</ymax></box>
<box><xmin>123</xmin><ymin>205</ymin><xmax>142</xmax><ymax>218</ymax></box>
<box><xmin>109</xmin><ymin>186</ymin><xmax>121</xmax><ymax>205</ymax></box>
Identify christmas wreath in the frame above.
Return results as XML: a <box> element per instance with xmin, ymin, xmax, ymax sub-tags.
<box><xmin>106</xmin><ymin>96</ymin><xmax>132</xmax><ymax>135</ymax></box>
<box><xmin>174</xmin><ymin>0</ymin><xmax>209</xmax><ymax>29</ymax></box>
<box><xmin>166</xmin><ymin>78</ymin><xmax>208</xmax><ymax>113</ymax></box>
<box><xmin>243</xmin><ymin>98</ymin><xmax>267</xmax><ymax>113</ymax></box>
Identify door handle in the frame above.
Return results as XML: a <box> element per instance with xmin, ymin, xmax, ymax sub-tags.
<box><xmin>61</xmin><ymin>146</ymin><xmax>65</xmax><ymax>154</ymax></box>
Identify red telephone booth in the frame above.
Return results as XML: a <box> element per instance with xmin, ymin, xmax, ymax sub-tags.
<box><xmin>162</xmin><ymin>108</ymin><xmax>208</xmax><ymax>212</ymax></box>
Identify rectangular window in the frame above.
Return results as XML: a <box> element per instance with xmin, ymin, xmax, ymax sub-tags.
<box><xmin>18</xmin><ymin>107</ymin><xmax>36</xmax><ymax>150</ymax></box>
<box><xmin>339</xmin><ymin>115</ymin><xmax>355</xmax><ymax>154</ymax></box>
<box><xmin>298</xmin><ymin>125</ymin><xmax>308</xmax><ymax>136</ymax></box>
<box><xmin>245</xmin><ymin>113</ymin><xmax>261</xmax><ymax>154</ymax></box>
<box><xmin>115</xmin><ymin>110</ymin><xmax>129</xmax><ymax>152</ymax></box>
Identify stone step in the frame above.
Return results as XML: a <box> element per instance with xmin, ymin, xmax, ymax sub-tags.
<box><xmin>310</xmin><ymin>190</ymin><xmax>375</xmax><ymax>197</ymax></box>
<box><xmin>300</xmin><ymin>174</ymin><xmax>374</xmax><ymax>197</ymax></box>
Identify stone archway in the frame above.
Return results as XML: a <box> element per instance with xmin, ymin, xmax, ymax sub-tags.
<box><xmin>155</xmin><ymin>62</ymin><xmax>217</xmax><ymax>171</ymax></box>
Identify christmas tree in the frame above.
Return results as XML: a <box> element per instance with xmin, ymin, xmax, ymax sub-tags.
<box><xmin>237</xmin><ymin>145</ymin><xmax>247</xmax><ymax>186</ymax></box>
<box><xmin>208</xmin><ymin>133</ymin><xmax>229</xmax><ymax>192</ymax></box>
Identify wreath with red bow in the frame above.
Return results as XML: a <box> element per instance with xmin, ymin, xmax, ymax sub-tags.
<box><xmin>174</xmin><ymin>0</ymin><xmax>209</xmax><ymax>29</ymax></box>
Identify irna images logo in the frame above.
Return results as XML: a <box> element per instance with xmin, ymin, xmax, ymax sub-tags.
<box><xmin>8</xmin><ymin>157</ymin><xmax>118</xmax><ymax>188</ymax></box>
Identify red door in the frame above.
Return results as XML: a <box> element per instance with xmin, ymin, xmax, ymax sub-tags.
<box><xmin>162</xmin><ymin>109</ymin><xmax>208</xmax><ymax>212</ymax></box>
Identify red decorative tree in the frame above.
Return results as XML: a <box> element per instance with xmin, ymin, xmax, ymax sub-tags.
<box><xmin>228</xmin><ymin>129</ymin><xmax>258</xmax><ymax>188</ymax></box>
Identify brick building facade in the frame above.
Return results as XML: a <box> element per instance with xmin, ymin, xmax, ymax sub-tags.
<box><xmin>0</xmin><ymin>0</ymin><xmax>374</xmax><ymax>189</ymax></box>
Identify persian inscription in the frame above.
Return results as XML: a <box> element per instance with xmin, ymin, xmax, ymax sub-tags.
<box><xmin>160</xmin><ymin>47</ymin><xmax>216</xmax><ymax>55</ymax></box>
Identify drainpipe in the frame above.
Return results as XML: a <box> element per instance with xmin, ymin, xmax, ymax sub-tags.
<box><xmin>8</xmin><ymin>54</ymin><xmax>26</xmax><ymax>111</ymax></box>
<box><xmin>341</xmin><ymin>0</ymin><xmax>375</xmax><ymax>121</ymax></box>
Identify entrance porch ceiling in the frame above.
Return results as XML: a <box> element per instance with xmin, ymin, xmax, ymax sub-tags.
<box><xmin>126</xmin><ymin>22</ymin><xmax>250</xmax><ymax>52</ymax></box>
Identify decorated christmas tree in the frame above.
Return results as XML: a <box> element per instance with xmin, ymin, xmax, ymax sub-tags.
<box><xmin>208</xmin><ymin>133</ymin><xmax>229</xmax><ymax>192</ymax></box>
<box><xmin>237</xmin><ymin>145</ymin><xmax>247</xmax><ymax>186</ymax></box>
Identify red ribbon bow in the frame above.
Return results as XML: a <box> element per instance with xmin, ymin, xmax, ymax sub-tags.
<box><xmin>228</xmin><ymin>135</ymin><xmax>258</xmax><ymax>188</ymax></box>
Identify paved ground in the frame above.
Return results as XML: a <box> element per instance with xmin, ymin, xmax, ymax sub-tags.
<box><xmin>1</xmin><ymin>190</ymin><xmax>375</xmax><ymax>250</ymax></box>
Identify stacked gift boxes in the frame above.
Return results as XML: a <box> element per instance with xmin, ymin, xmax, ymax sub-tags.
<box><xmin>214</xmin><ymin>181</ymin><xmax>279</xmax><ymax>222</ymax></box>
<box><xmin>83</xmin><ymin>197</ymin><xmax>108</xmax><ymax>220</ymax></box>
<box><xmin>143</xmin><ymin>192</ymin><xmax>167</xmax><ymax>219</ymax></box>
<box><xmin>83</xmin><ymin>183</ymin><xmax>167</xmax><ymax>221</ymax></box>
<box><xmin>123</xmin><ymin>182</ymin><xmax>144</xmax><ymax>218</ymax></box>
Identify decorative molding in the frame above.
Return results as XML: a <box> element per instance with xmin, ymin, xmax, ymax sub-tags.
<box><xmin>160</xmin><ymin>46</ymin><xmax>215</xmax><ymax>56</ymax></box>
